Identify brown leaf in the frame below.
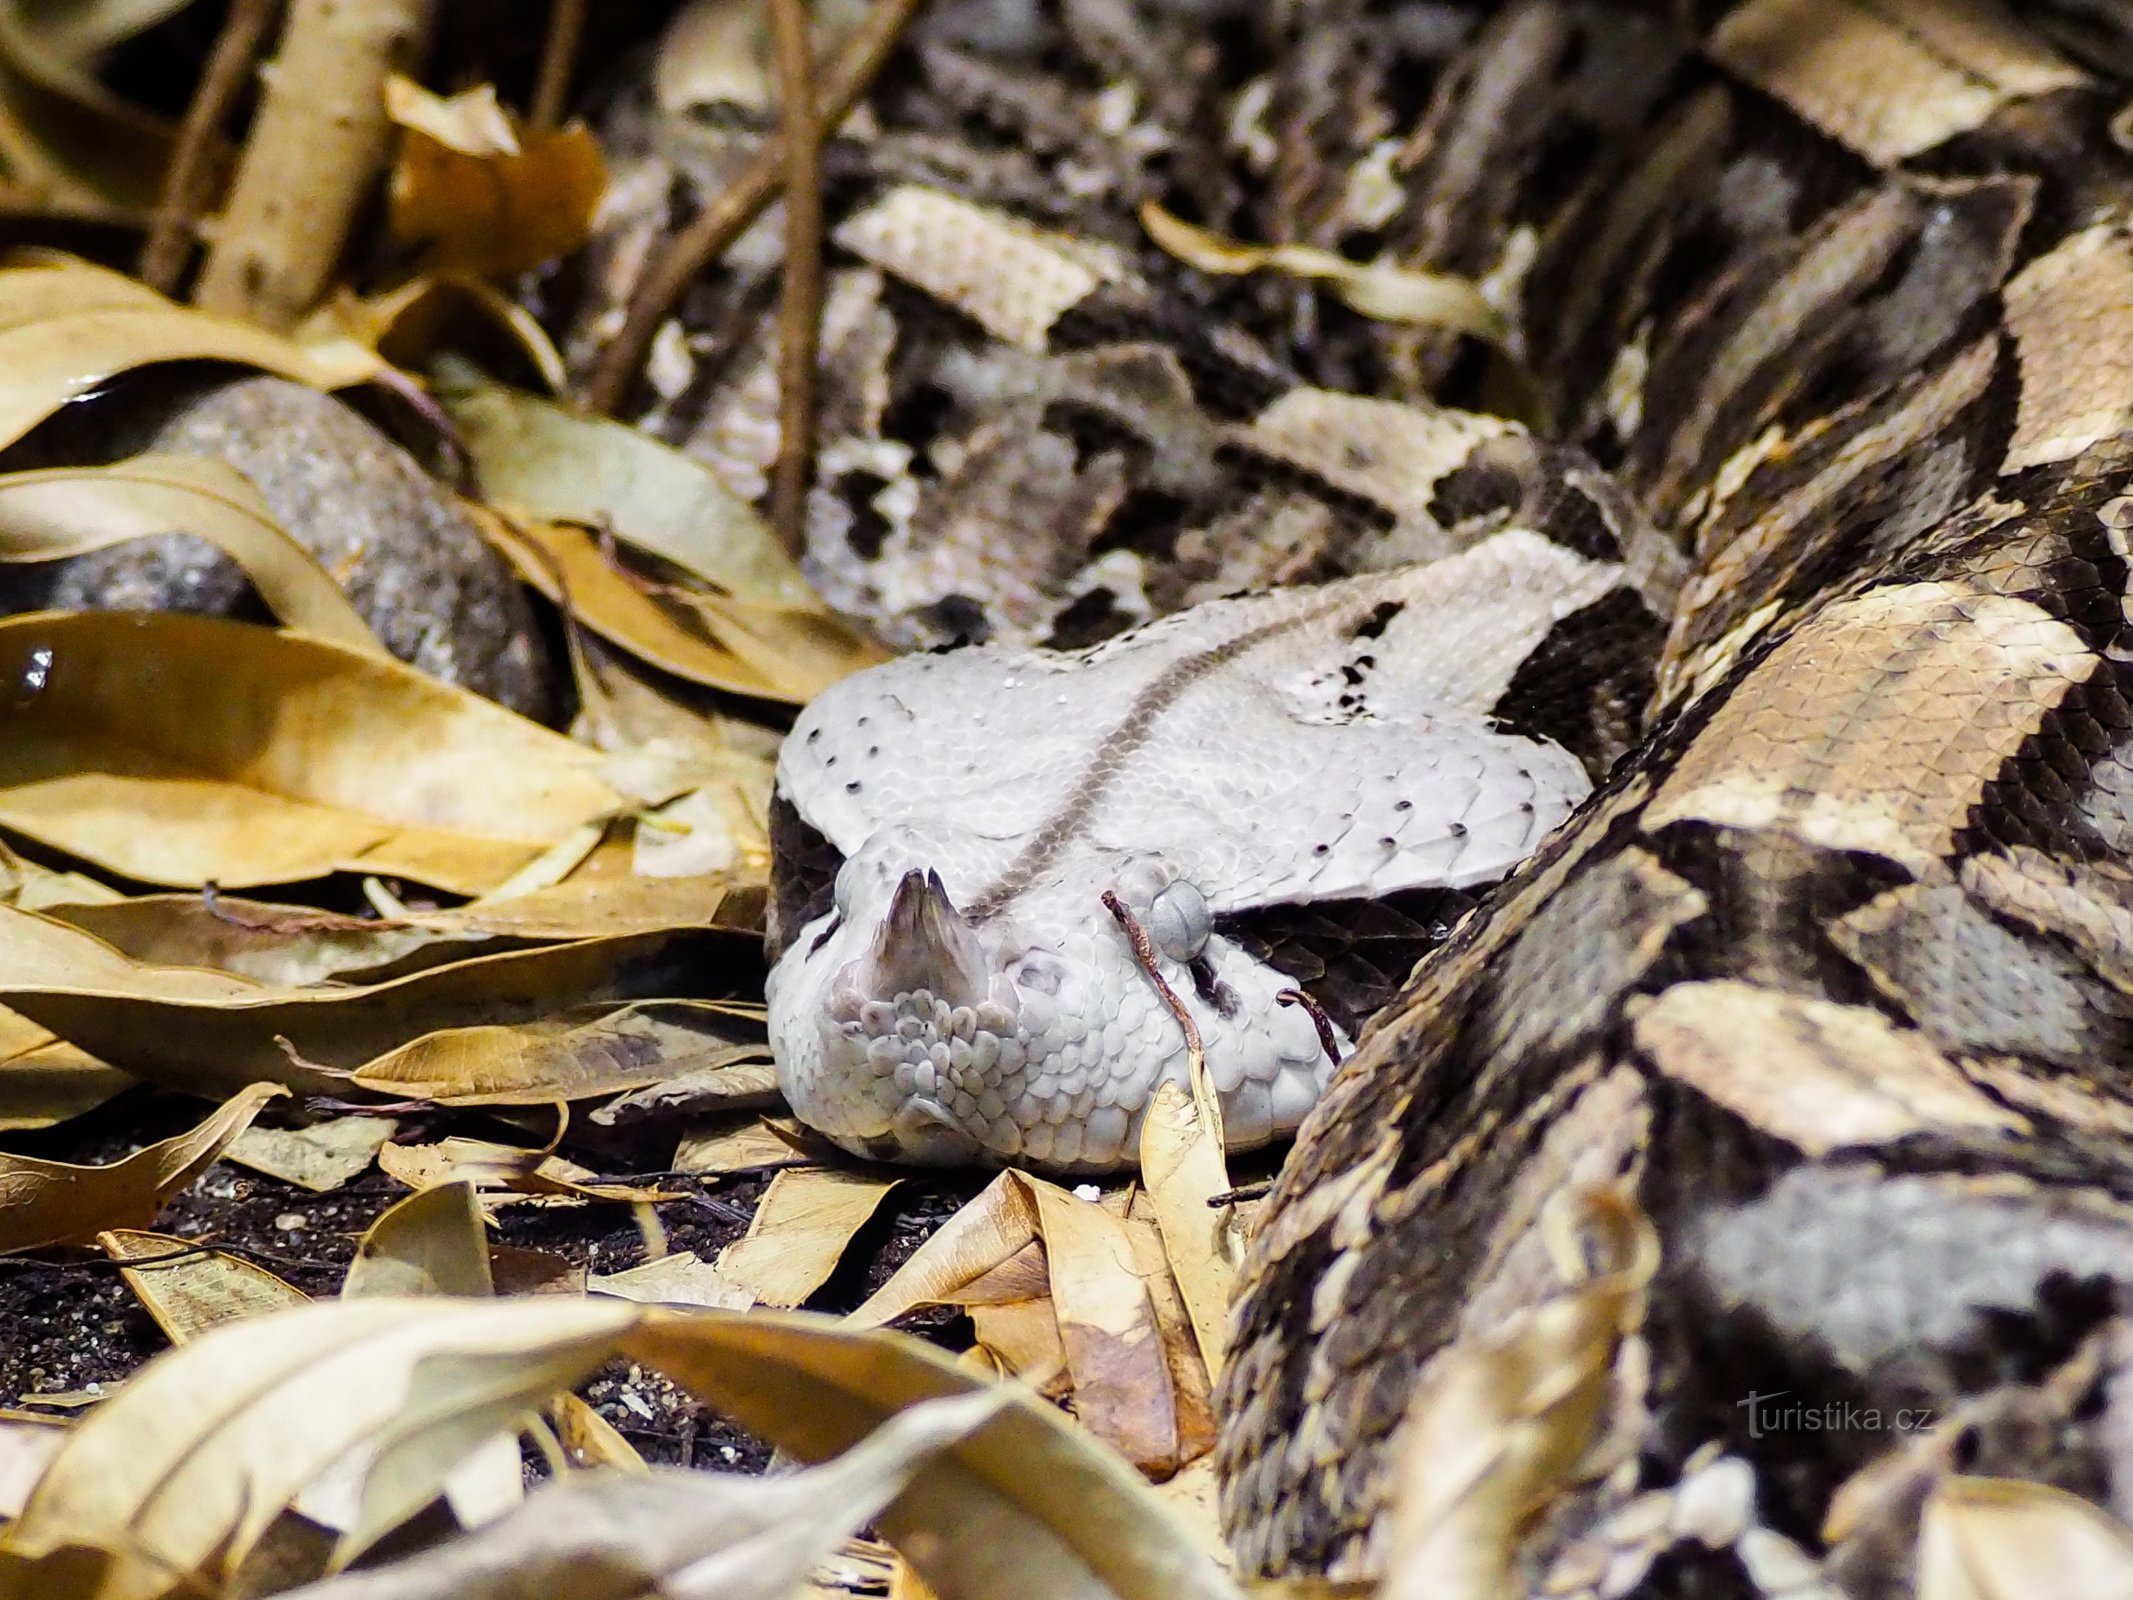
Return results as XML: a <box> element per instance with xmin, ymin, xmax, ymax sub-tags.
<box><xmin>0</xmin><ymin>1083</ymin><xmax>282</xmax><ymax>1254</ymax></box>
<box><xmin>1919</xmin><ymin>1477</ymin><xmax>2133</xmax><ymax>1599</ymax></box>
<box><xmin>385</xmin><ymin>78</ymin><xmax>605</xmax><ymax>277</ymax></box>
<box><xmin>715</xmin><ymin>1169</ymin><xmax>901</xmax><ymax>1309</ymax></box>
<box><xmin>225</xmin><ymin>1116</ymin><xmax>397</xmax><ymax>1194</ymax></box>
<box><xmin>342</xmin><ymin>1183</ymin><xmax>494</xmax><ymax>1300</ymax></box>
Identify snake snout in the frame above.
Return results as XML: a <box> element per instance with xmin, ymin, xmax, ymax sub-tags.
<box><xmin>865</xmin><ymin>868</ymin><xmax>988</xmax><ymax>1005</ymax></box>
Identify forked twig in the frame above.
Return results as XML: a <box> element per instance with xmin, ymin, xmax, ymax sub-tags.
<box><xmin>582</xmin><ymin>0</ymin><xmax>931</xmax><ymax>415</ymax></box>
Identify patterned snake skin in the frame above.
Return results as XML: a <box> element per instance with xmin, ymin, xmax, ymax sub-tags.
<box><xmin>728</xmin><ymin>0</ymin><xmax>2133</xmax><ymax>1590</ymax></box>
<box><xmin>1213</xmin><ymin>2</ymin><xmax>2133</xmax><ymax>1595</ymax></box>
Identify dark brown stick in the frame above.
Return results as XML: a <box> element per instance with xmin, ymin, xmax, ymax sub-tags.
<box><xmin>1102</xmin><ymin>889</ymin><xmax>1207</xmax><ymax>1079</ymax></box>
<box><xmin>582</xmin><ymin>0</ymin><xmax>931</xmax><ymax>416</ymax></box>
<box><xmin>530</xmin><ymin>0</ymin><xmax>588</xmax><ymax>129</ymax></box>
<box><xmin>1277</xmin><ymin>988</ymin><xmax>1343</xmax><ymax>1067</ymax></box>
<box><xmin>767</xmin><ymin>0</ymin><xmax>825</xmax><ymax>558</ymax></box>
<box><xmin>137</xmin><ymin>0</ymin><xmax>283</xmax><ymax>294</ymax></box>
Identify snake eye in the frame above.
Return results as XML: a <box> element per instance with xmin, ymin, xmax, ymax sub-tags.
<box><xmin>1148</xmin><ymin>879</ymin><xmax>1210</xmax><ymax>963</ymax></box>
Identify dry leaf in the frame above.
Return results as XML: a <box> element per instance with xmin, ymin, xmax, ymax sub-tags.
<box><xmin>343</xmin><ymin>1184</ymin><xmax>494</xmax><ymax>1300</ymax></box>
<box><xmin>592</xmin><ymin>1054</ymin><xmax>781</xmax><ymax>1125</ymax></box>
<box><xmin>301</xmin><ymin>275</ymin><xmax>568</xmax><ymax>395</ymax></box>
<box><xmin>968</xmin><ymin>1298</ymin><xmax>1071</xmax><ymax>1398</ymax></box>
<box><xmin>716</xmin><ymin>1169</ymin><xmax>901</xmax><ymax>1309</ymax></box>
<box><xmin>404</xmin><ymin>868</ymin><xmax>759</xmax><ymax>941</ymax></box>
<box><xmin>45</xmin><ymin>892</ymin><xmax>464</xmax><ymax>987</ymax></box>
<box><xmin>289</xmin><ymin>1391</ymin><xmax>1016</xmax><ymax>1600</ymax></box>
<box><xmin>99</xmin><ymin>1228</ymin><xmax>308</xmax><ymax>1344</ymax></box>
<box><xmin>0</xmin><ymin>259</ymin><xmax>379</xmax><ymax>452</ymax></box>
<box><xmin>350</xmin><ymin>1000</ymin><xmax>765</xmax><ymax>1107</ymax></box>
<box><xmin>674</xmin><ymin>1114</ymin><xmax>819</xmax><ymax>1175</ymax></box>
<box><xmin>1138</xmin><ymin>1066</ymin><xmax>1237</xmax><ymax>1381</ymax></box>
<box><xmin>0</xmin><ymin>1033</ymin><xmax>132</xmax><ymax>1133</ymax></box>
<box><xmin>847</xmin><ymin>1171</ymin><xmax>1044</xmax><ymax>1328</ymax></box>
<box><xmin>376</xmin><ymin>1138</ymin><xmax>673</xmax><ymax>1206</ymax></box>
<box><xmin>385</xmin><ymin>78</ymin><xmax>605</xmax><ymax>277</ymax></box>
<box><xmin>1122</xmin><ymin>1209</ymin><xmax>1218</xmax><ymax>1469</ymax></box>
<box><xmin>225</xmin><ymin>1116</ymin><xmax>397</xmax><ymax>1194</ymax></box>
<box><xmin>0</xmin><ymin>1297</ymin><xmax>1242</xmax><ymax>1600</ymax></box>
<box><xmin>0</xmin><ymin>457</ymin><xmax>382</xmax><ymax>653</ymax></box>
<box><xmin>0</xmin><ymin>609</ymin><xmax>620</xmax><ymax>893</ymax></box>
<box><xmin>1919</xmin><ymin>1477</ymin><xmax>2133</xmax><ymax>1600</ymax></box>
<box><xmin>0</xmin><ymin>911</ymin><xmax>712</xmax><ymax>1100</ymax></box>
<box><xmin>0</xmin><ymin>1416</ymin><xmax>63</xmax><ymax>1522</ymax></box>
<box><xmin>0</xmin><ymin>3</ymin><xmax>179</xmax><ymax>219</ymax></box>
<box><xmin>0</xmin><ymin>1083</ymin><xmax>281</xmax><ymax>1255</ymax></box>
<box><xmin>591</xmin><ymin>1249</ymin><xmax>756</xmax><ymax>1310</ymax></box>
<box><xmin>1140</xmin><ymin>202</ymin><xmax>1507</xmax><ymax>342</ymax></box>
<box><xmin>549</xmin><ymin>1389</ymin><xmax>646</xmax><ymax>1470</ymax></box>
<box><xmin>1383</xmin><ymin>1186</ymin><xmax>1660</xmax><ymax>1600</ymax></box>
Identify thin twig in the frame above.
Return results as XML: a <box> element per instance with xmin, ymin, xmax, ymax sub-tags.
<box><xmin>1277</xmin><ymin>988</ymin><xmax>1342</xmax><ymax>1067</ymax></box>
<box><xmin>583</xmin><ymin>0</ymin><xmax>932</xmax><ymax>415</ymax></box>
<box><xmin>1207</xmin><ymin>1180</ymin><xmax>1272</xmax><ymax>1210</ymax></box>
<box><xmin>1102</xmin><ymin>890</ymin><xmax>1206</xmax><ymax>1080</ymax></box>
<box><xmin>530</xmin><ymin>0</ymin><xmax>588</xmax><ymax>129</ymax></box>
<box><xmin>767</xmin><ymin>0</ymin><xmax>825</xmax><ymax>559</ymax></box>
<box><xmin>138</xmin><ymin>0</ymin><xmax>284</xmax><ymax>293</ymax></box>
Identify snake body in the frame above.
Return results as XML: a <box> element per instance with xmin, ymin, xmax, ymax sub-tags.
<box><xmin>734</xmin><ymin>0</ymin><xmax>2133</xmax><ymax>1588</ymax></box>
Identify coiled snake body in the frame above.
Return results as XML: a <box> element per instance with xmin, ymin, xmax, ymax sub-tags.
<box><xmin>755</xmin><ymin>1</ymin><xmax>2133</xmax><ymax>1591</ymax></box>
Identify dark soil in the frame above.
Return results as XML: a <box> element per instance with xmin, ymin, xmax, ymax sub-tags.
<box><xmin>0</xmin><ymin>1087</ymin><xmax>987</xmax><ymax>1473</ymax></box>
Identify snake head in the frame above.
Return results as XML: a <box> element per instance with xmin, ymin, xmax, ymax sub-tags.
<box><xmin>765</xmin><ymin>826</ymin><xmax>1332</xmax><ymax>1171</ymax></box>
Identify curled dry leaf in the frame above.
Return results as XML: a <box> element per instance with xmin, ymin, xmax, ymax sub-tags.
<box><xmin>715</xmin><ymin>1168</ymin><xmax>901</xmax><ymax>1309</ymax></box>
<box><xmin>385</xmin><ymin>77</ymin><xmax>606</xmax><ymax>278</ymax></box>
<box><xmin>299</xmin><ymin>1392</ymin><xmax>1020</xmax><ymax>1600</ymax></box>
<box><xmin>0</xmin><ymin>610</ymin><xmax>620</xmax><ymax>893</ymax></box>
<box><xmin>851</xmin><ymin>1172</ymin><xmax>1194</xmax><ymax>1476</ymax></box>
<box><xmin>591</xmin><ymin>1052</ymin><xmax>781</xmax><ymax>1125</ymax></box>
<box><xmin>376</xmin><ymin>1137</ymin><xmax>674</xmax><ymax>1206</ymax></box>
<box><xmin>0</xmin><ymin>1013</ymin><xmax>132</xmax><ymax>1133</ymax></box>
<box><xmin>0</xmin><ymin>457</ymin><xmax>382</xmax><ymax>653</ymax></box>
<box><xmin>0</xmin><ymin>908</ymin><xmax>713</xmax><ymax>1100</ymax></box>
<box><xmin>342</xmin><ymin>1183</ymin><xmax>494</xmax><ymax>1300</ymax></box>
<box><xmin>1138</xmin><ymin>202</ymin><xmax>1508</xmax><ymax>343</ymax></box>
<box><xmin>349</xmin><ymin>999</ymin><xmax>767</xmax><ymax>1108</ymax></box>
<box><xmin>1918</xmin><ymin>1477</ymin><xmax>2133</xmax><ymax>1600</ymax></box>
<box><xmin>0</xmin><ymin>259</ymin><xmax>379</xmax><ymax>452</ymax></box>
<box><xmin>0</xmin><ymin>1082</ymin><xmax>281</xmax><ymax>1255</ymax></box>
<box><xmin>300</xmin><ymin>275</ymin><xmax>569</xmax><ymax>395</ymax></box>
<box><xmin>1383</xmin><ymin>1185</ymin><xmax>1661</xmax><ymax>1600</ymax></box>
<box><xmin>440</xmin><ymin>365</ymin><xmax>884</xmax><ymax>700</ymax></box>
<box><xmin>2</xmin><ymin>1296</ymin><xmax>1244</xmax><ymax>1600</ymax></box>
<box><xmin>98</xmin><ymin>1229</ymin><xmax>309</xmax><ymax>1345</ymax></box>
<box><xmin>0</xmin><ymin>1</ymin><xmax>180</xmax><ymax>218</ymax></box>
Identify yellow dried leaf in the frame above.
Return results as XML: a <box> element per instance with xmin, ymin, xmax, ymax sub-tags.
<box><xmin>376</xmin><ymin>1138</ymin><xmax>672</xmax><ymax>1205</ymax></box>
<box><xmin>1919</xmin><ymin>1477</ymin><xmax>2133</xmax><ymax>1600</ymax></box>
<box><xmin>716</xmin><ymin>1168</ymin><xmax>901</xmax><ymax>1308</ymax></box>
<box><xmin>0</xmin><ymin>609</ymin><xmax>620</xmax><ymax>893</ymax></box>
<box><xmin>343</xmin><ymin>1183</ymin><xmax>494</xmax><ymax>1300</ymax></box>
<box><xmin>99</xmin><ymin>1228</ymin><xmax>308</xmax><ymax>1344</ymax></box>
<box><xmin>301</xmin><ymin>275</ymin><xmax>569</xmax><ymax>395</ymax></box>
<box><xmin>968</xmin><ymin>1296</ymin><xmax>1071</xmax><ymax>1397</ymax></box>
<box><xmin>46</xmin><ymin>892</ymin><xmax>458</xmax><ymax>987</ymax></box>
<box><xmin>350</xmin><ymin>999</ymin><xmax>765</xmax><ymax>1107</ymax></box>
<box><xmin>0</xmin><ymin>1033</ymin><xmax>132</xmax><ymax>1132</ymax></box>
<box><xmin>673</xmin><ymin>1113</ymin><xmax>819</xmax><ymax>1175</ymax></box>
<box><xmin>0</xmin><ymin>910</ymin><xmax>710</xmax><ymax>1100</ymax></box>
<box><xmin>0</xmin><ymin>456</ymin><xmax>381</xmax><ymax>652</ymax></box>
<box><xmin>0</xmin><ymin>260</ymin><xmax>381</xmax><ymax>450</ymax></box>
<box><xmin>591</xmin><ymin>1249</ymin><xmax>755</xmax><ymax>1310</ymax></box>
<box><xmin>383</xmin><ymin>76</ymin><xmax>516</xmax><ymax>156</ymax></box>
<box><xmin>847</xmin><ymin>1170</ymin><xmax>1044</xmax><ymax>1328</ymax></box>
<box><xmin>0</xmin><ymin>1083</ymin><xmax>281</xmax><ymax>1254</ymax></box>
<box><xmin>1139</xmin><ymin>1066</ymin><xmax>1238</xmax><ymax>1380</ymax></box>
<box><xmin>1139</xmin><ymin>201</ymin><xmax>1507</xmax><ymax>342</ymax></box>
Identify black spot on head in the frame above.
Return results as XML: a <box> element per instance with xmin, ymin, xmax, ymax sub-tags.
<box><xmin>846</xmin><ymin>780</ymin><xmax>861</xmax><ymax>793</ymax></box>
<box><xmin>839</xmin><ymin>471</ymin><xmax>895</xmax><ymax>559</ymax></box>
<box><xmin>918</xmin><ymin>594</ymin><xmax>991</xmax><ymax>646</ymax></box>
<box><xmin>1394</xmin><ymin>799</ymin><xmax>1412</xmax><ymax>812</ymax></box>
<box><xmin>1354</xmin><ymin>600</ymin><xmax>1403</xmax><ymax>640</ymax></box>
<box><xmin>1449</xmin><ymin>821</ymin><xmax>1466</xmax><ymax>836</ymax></box>
<box><xmin>1313</xmin><ymin>844</ymin><xmax>1330</xmax><ymax>856</ymax></box>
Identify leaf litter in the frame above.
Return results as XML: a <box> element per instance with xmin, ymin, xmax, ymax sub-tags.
<box><xmin>0</xmin><ymin>8</ymin><xmax>2105</xmax><ymax>1600</ymax></box>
